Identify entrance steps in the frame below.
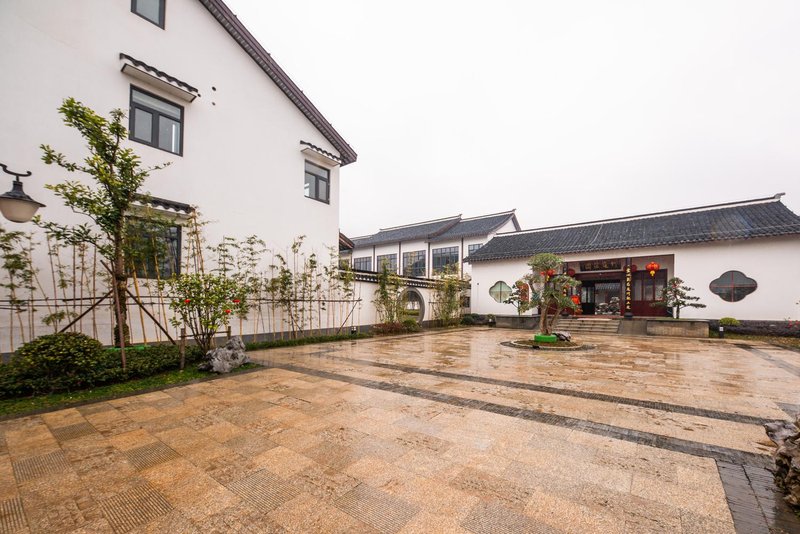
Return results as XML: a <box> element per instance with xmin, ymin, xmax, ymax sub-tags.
<box><xmin>554</xmin><ymin>316</ymin><xmax>621</xmax><ymax>335</ymax></box>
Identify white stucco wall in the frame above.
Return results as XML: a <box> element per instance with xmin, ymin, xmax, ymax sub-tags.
<box><xmin>0</xmin><ymin>0</ymin><xmax>350</xmax><ymax>351</ymax></box>
<box><xmin>469</xmin><ymin>237</ymin><xmax>800</xmax><ymax>321</ymax></box>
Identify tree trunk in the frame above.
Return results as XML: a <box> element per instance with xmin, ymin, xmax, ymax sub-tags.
<box><xmin>112</xmin><ymin>241</ymin><xmax>130</xmax><ymax>347</ymax></box>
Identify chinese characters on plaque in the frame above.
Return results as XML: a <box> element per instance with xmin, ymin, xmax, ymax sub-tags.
<box><xmin>579</xmin><ymin>258</ymin><xmax>622</xmax><ymax>271</ymax></box>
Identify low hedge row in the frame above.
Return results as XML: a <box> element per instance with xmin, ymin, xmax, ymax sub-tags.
<box><xmin>0</xmin><ymin>333</ymin><xmax>204</xmax><ymax>398</ymax></box>
<box><xmin>245</xmin><ymin>332</ymin><xmax>371</xmax><ymax>351</ymax></box>
<box><xmin>708</xmin><ymin>320</ymin><xmax>800</xmax><ymax>338</ymax></box>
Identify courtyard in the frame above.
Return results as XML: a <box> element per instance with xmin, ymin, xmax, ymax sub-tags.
<box><xmin>1</xmin><ymin>328</ymin><xmax>799</xmax><ymax>533</ymax></box>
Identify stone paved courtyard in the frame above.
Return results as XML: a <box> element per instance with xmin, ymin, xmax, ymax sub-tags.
<box><xmin>1</xmin><ymin>328</ymin><xmax>799</xmax><ymax>533</ymax></box>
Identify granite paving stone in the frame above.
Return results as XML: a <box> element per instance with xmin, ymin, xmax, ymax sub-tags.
<box><xmin>1</xmin><ymin>330</ymin><xmax>799</xmax><ymax>532</ymax></box>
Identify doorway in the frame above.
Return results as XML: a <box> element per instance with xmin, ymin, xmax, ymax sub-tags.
<box><xmin>580</xmin><ymin>280</ymin><xmax>622</xmax><ymax>315</ymax></box>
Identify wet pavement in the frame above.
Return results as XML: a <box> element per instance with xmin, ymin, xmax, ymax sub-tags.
<box><xmin>1</xmin><ymin>328</ymin><xmax>799</xmax><ymax>533</ymax></box>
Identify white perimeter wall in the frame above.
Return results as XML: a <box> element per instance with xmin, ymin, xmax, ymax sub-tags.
<box><xmin>0</xmin><ymin>0</ymin><xmax>348</xmax><ymax>351</ymax></box>
<box><xmin>469</xmin><ymin>237</ymin><xmax>800</xmax><ymax>321</ymax></box>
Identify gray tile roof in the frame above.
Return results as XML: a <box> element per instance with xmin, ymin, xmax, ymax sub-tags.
<box><xmin>351</xmin><ymin>217</ymin><xmax>460</xmax><ymax>248</ymax></box>
<box><xmin>350</xmin><ymin>211</ymin><xmax>518</xmax><ymax>248</ymax></box>
<box><xmin>467</xmin><ymin>197</ymin><xmax>800</xmax><ymax>262</ymax></box>
<box><xmin>431</xmin><ymin>212</ymin><xmax>519</xmax><ymax>242</ymax></box>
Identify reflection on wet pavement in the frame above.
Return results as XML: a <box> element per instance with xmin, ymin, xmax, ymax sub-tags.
<box><xmin>1</xmin><ymin>328</ymin><xmax>799</xmax><ymax>533</ymax></box>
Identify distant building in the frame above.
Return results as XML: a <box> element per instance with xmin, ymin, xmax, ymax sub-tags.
<box><xmin>346</xmin><ymin>210</ymin><xmax>520</xmax><ymax>278</ymax></box>
<box><xmin>466</xmin><ymin>194</ymin><xmax>800</xmax><ymax>321</ymax></box>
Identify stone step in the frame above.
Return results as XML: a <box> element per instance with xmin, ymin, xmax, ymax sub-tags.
<box><xmin>554</xmin><ymin>318</ymin><xmax>621</xmax><ymax>335</ymax></box>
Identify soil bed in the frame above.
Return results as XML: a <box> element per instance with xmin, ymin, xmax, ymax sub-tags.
<box><xmin>502</xmin><ymin>340</ymin><xmax>594</xmax><ymax>351</ymax></box>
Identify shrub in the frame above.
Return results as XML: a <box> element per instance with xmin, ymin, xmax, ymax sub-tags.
<box><xmin>719</xmin><ymin>317</ymin><xmax>741</xmax><ymax>327</ymax></box>
<box><xmin>402</xmin><ymin>319</ymin><xmax>421</xmax><ymax>332</ymax></box>
<box><xmin>123</xmin><ymin>345</ymin><xmax>204</xmax><ymax>379</ymax></box>
<box><xmin>461</xmin><ymin>315</ymin><xmax>476</xmax><ymax>325</ymax></box>
<box><xmin>6</xmin><ymin>332</ymin><xmax>110</xmax><ymax>395</ymax></box>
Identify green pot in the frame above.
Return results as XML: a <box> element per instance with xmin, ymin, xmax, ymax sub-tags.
<box><xmin>533</xmin><ymin>334</ymin><xmax>557</xmax><ymax>343</ymax></box>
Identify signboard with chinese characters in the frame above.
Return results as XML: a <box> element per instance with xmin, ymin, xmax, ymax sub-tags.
<box><xmin>579</xmin><ymin>259</ymin><xmax>622</xmax><ymax>272</ymax></box>
<box><xmin>624</xmin><ymin>264</ymin><xmax>632</xmax><ymax>315</ymax></box>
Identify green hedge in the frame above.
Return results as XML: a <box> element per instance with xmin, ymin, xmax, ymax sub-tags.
<box><xmin>245</xmin><ymin>333</ymin><xmax>371</xmax><ymax>351</ymax></box>
<box><xmin>0</xmin><ymin>333</ymin><xmax>204</xmax><ymax>398</ymax></box>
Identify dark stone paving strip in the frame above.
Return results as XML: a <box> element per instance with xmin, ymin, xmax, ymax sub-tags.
<box><xmin>717</xmin><ymin>461</ymin><xmax>800</xmax><ymax>534</ymax></box>
<box><xmin>736</xmin><ymin>344</ymin><xmax>800</xmax><ymax>378</ymax></box>
<box><xmin>292</xmin><ymin>352</ymin><xmax>778</xmax><ymax>426</ymax></box>
<box><xmin>265</xmin><ymin>362</ymin><xmax>773</xmax><ymax>469</ymax></box>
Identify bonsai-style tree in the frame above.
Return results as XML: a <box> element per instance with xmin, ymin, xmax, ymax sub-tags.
<box><xmin>651</xmin><ymin>277</ymin><xmax>706</xmax><ymax>319</ymax></box>
<box><xmin>504</xmin><ymin>280</ymin><xmax>532</xmax><ymax>315</ymax></box>
<box><xmin>39</xmin><ymin>98</ymin><xmax>167</xmax><ymax>347</ymax></box>
<box><xmin>523</xmin><ymin>253</ymin><xmax>580</xmax><ymax>335</ymax></box>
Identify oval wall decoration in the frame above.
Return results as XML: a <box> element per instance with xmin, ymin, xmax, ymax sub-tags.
<box><xmin>709</xmin><ymin>271</ymin><xmax>757</xmax><ymax>302</ymax></box>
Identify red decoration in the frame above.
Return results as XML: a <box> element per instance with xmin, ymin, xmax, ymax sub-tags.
<box><xmin>546</xmin><ymin>269</ymin><xmax>556</xmax><ymax>277</ymax></box>
<box><xmin>571</xmin><ymin>295</ymin><xmax>580</xmax><ymax>305</ymax></box>
<box><xmin>232</xmin><ymin>299</ymin><xmax>240</xmax><ymax>304</ymax></box>
<box><xmin>184</xmin><ymin>299</ymin><xmax>191</xmax><ymax>304</ymax></box>
<box><xmin>630</xmin><ymin>264</ymin><xmax>638</xmax><ymax>272</ymax></box>
<box><xmin>566</xmin><ymin>268</ymin><xmax>576</xmax><ymax>277</ymax></box>
<box><xmin>225</xmin><ymin>309</ymin><xmax>231</xmax><ymax>314</ymax></box>
<box><xmin>646</xmin><ymin>261</ymin><xmax>660</xmax><ymax>278</ymax></box>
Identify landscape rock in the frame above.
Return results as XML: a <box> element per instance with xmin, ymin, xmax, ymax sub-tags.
<box><xmin>199</xmin><ymin>336</ymin><xmax>249</xmax><ymax>374</ymax></box>
<box><xmin>554</xmin><ymin>331</ymin><xmax>572</xmax><ymax>342</ymax></box>
<box><xmin>765</xmin><ymin>415</ymin><xmax>800</xmax><ymax>509</ymax></box>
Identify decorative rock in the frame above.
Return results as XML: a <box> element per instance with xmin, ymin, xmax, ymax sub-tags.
<box><xmin>199</xmin><ymin>336</ymin><xmax>249</xmax><ymax>374</ymax></box>
<box><xmin>554</xmin><ymin>331</ymin><xmax>572</xmax><ymax>342</ymax></box>
<box><xmin>765</xmin><ymin>415</ymin><xmax>800</xmax><ymax>509</ymax></box>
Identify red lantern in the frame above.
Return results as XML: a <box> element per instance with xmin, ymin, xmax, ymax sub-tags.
<box><xmin>546</xmin><ymin>269</ymin><xmax>556</xmax><ymax>277</ymax></box>
<box><xmin>566</xmin><ymin>268</ymin><xmax>576</xmax><ymax>277</ymax></box>
<box><xmin>645</xmin><ymin>261</ymin><xmax>660</xmax><ymax>278</ymax></box>
<box><xmin>630</xmin><ymin>264</ymin><xmax>637</xmax><ymax>272</ymax></box>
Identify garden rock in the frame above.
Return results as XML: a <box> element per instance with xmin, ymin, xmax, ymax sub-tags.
<box><xmin>554</xmin><ymin>331</ymin><xmax>572</xmax><ymax>342</ymax></box>
<box><xmin>199</xmin><ymin>336</ymin><xmax>248</xmax><ymax>374</ymax></box>
<box><xmin>765</xmin><ymin>415</ymin><xmax>800</xmax><ymax>509</ymax></box>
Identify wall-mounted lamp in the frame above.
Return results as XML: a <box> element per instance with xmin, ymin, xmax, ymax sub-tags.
<box><xmin>0</xmin><ymin>163</ymin><xmax>45</xmax><ymax>223</ymax></box>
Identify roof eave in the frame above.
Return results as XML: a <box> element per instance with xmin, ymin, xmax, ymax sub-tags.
<box><xmin>198</xmin><ymin>0</ymin><xmax>357</xmax><ymax>165</ymax></box>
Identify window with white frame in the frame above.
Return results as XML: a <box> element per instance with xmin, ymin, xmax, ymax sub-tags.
<box><xmin>130</xmin><ymin>87</ymin><xmax>183</xmax><ymax>155</ymax></box>
<box><xmin>468</xmin><ymin>243</ymin><xmax>483</xmax><ymax>256</ymax></box>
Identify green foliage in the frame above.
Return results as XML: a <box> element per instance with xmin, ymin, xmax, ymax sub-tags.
<box><xmin>38</xmin><ymin>98</ymin><xmax>168</xmax><ymax>348</ymax></box>
<box><xmin>523</xmin><ymin>253</ymin><xmax>580</xmax><ymax>335</ymax></box>
<box><xmin>267</xmin><ymin>236</ymin><xmax>324</xmax><ymax>337</ymax></box>
<box><xmin>0</xmin><ymin>333</ymin><xmax>205</xmax><ymax>399</ymax></box>
<box><xmin>2</xmin><ymin>333</ymin><xmax>108</xmax><ymax>395</ymax></box>
<box><xmin>504</xmin><ymin>280</ymin><xmax>532</xmax><ymax>316</ymax></box>
<box><xmin>402</xmin><ymin>318</ymin><xmax>421</xmax><ymax>332</ymax></box>
<box><xmin>245</xmin><ymin>332</ymin><xmax>371</xmax><ymax>351</ymax></box>
<box><xmin>373</xmin><ymin>265</ymin><xmax>406</xmax><ymax>325</ymax></box>
<box><xmin>719</xmin><ymin>317</ymin><xmax>741</xmax><ymax>327</ymax></box>
<box><xmin>160</xmin><ymin>273</ymin><xmax>248</xmax><ymax>352</ymax></box>
<box><xmin>432</xmin><ymin>265</ymin><xmax>463</xmax><ymax>326</ymax></box>
<box><xmin>651</xmin><ymin>277</ymin><xmax>706</xmax><ymax>319</ymax></box>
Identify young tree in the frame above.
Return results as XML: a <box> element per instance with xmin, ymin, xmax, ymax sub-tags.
<box><xmin>39</xmin><ymin>98</ymin><xmax>167</xmax><ymax>347</ymax></box>
<box><xmin>504</xmin><ymin>280</ymin><xmax>532</xmax><ymax>316</ymax></box>
<box><xmin>431</xmin><ymin>265</ymin><xmax>464</xmax><ymax>326</ymax></box>
<box><xmin>651</xmin><ymin>277</ymin><xmax>706</xmax><ymax>319</ymax></box>
<box><xmin>523</xmin><ymin>253</ymin><xmax>580</xmax><ymax>335</ymax></box>
<box><xmin>373</xmin><ymin>264</ymin><xmax>406</xmax><ymax>325</ymax></box>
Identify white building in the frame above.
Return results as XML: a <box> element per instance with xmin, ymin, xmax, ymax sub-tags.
<box><xmin>466</xmin><ymin>194</ymin><xmax>800</xmax><ymax>321</ymax></box>
<box><xmin>346</xmin><ymin>210</ymin><xmax>520</xmax><ymax>279</ymax></box>
<box><xmin>0</xmin><ymin>0</ymin><xmax>360</xmax><ymax>351</ymax></box>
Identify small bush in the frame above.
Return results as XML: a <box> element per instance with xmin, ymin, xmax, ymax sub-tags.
<box><xmin>6</xmin><ymin>332</ymin><xmax>110</xmax><ymax>396</ymax></box>
<box><xmin>461</xmin><ymin>315</ymin><xmax>476</xmax><ymax>325</ymax></box>
<box><xmin>372</xmin><ymin>321</ymin><xmax>420</xmax><ymax>335</ymax></box>
<box><xmin>402</xmin><ymin>319</ymin><xmax>421</xmax><ymax>332</ymax></box>
<box><xmin>245</xmin><ymin>333</ymin><xmax>371</xmax><ymax>351</ymax></box>
<box><xmin>719</xmin><ymin>317</ymin><xmax>741</xmax><ymax>327</ymax></box>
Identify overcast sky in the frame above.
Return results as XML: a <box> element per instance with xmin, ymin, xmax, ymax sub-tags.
<box><xmin>226</xmin><ymin>0</ymin><xmax>800</xmax><ymax>237</ymax></box>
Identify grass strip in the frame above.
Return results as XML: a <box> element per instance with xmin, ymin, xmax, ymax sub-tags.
<box><xmin>0</xmin><ymin>363</ymin><xmax>260</xmax><ymax>419</ymax></box>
